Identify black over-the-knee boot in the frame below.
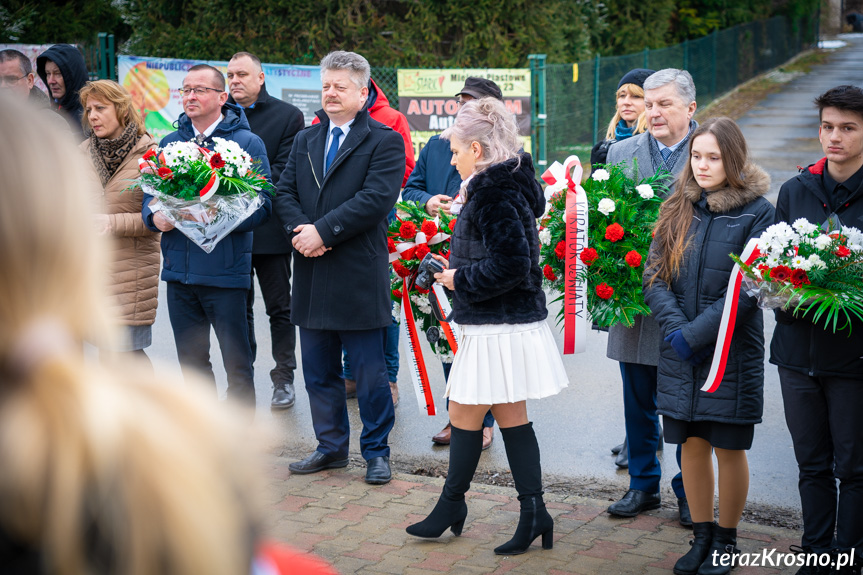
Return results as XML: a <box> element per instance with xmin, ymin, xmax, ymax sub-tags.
<box><xmin>406</xmin><ymin>426</ymin><xmax>483</xmax><ymax>538</ymax></box>
<box><xmin>494</xmin><ymin>422</ymin><xmax>554</xmax><ymax>555</ymax></box>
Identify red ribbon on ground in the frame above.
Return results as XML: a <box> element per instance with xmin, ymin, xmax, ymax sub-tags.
<box><xmin>400</xmin><ymin>281</ymin><xmax>436</xmax><ymax>415</ymax></box>
<box><xmin>701</xmin><ymin>238</ymin><xmax>762</xmax><ymax>393</ymax></box>
<box><xmin>542</xmin><ymin>157</ymin><xmax>588</xmax><ymax>354</ymax></box>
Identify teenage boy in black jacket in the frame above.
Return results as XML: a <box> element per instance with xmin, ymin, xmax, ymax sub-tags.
<box><xmin>227</xmin><ymin>52</ymin><xmax>305</xmax><ymax>410</ymax></box>
<box><xmin>772</xmin><ymin>85</ymin><xmax>863</xmax><ymax>575</ymax></box>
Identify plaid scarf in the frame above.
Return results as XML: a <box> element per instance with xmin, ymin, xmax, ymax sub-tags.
<box><xmin>89</xmin><ymin>122</ymin><xmax>139</xmax><ymax>186</ymax></box>
<box><xmin>648</xmin><ymin>120</ymin><xmax>696</xmax><ymax>174</ymax></box>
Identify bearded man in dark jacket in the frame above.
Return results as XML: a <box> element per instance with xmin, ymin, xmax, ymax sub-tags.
<box><xmin>36</xmin><ymin>44</ymin><xmax>88</xmax><ymax>139</ymax></box>
<box><xmin>772</xmin><ymin>85</ymin><xmax>863</xmax><ymax>573</ymax></box>
<box><xmin>227</xmin><ymin>51</ymin><xmax>305</xmax><ymax>411</ymax></box>
<box><xmin>142</xmin><ymin>64</ymin><xmax>271</xmax><ymax>406</ymax></box>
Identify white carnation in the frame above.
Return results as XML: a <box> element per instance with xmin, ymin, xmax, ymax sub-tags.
<box><xmin>808</xmin><ymin>254</ymin><xmax>827</xmax><ymax>270</ymax></box>
<box><xmin>814</xmin><ymin>235</ymin><xmax>833</xmax><ymax>250</ymax></box>
<box><xmin>598</xmin><ymin>198</ymin><xmax>616</xmax><ymax>216</ymax></box>
<box><xmin>392</xmin><ymin>302</ymin><xmax>401</xmax><ymax>321</ymax></box>
<box><xmin>592</xmin><ymin>168</ymin><xmax>610</xmax><ymax>182</ymax></box>
<box><xmin>636</xmin><ymin>184</ymin><xmax>654</xmax><ymax>200</ymax></box>
<box><xmin>538</xmin><ymin>228</ymin><xmax>552</xmax><ymax>246</ymax></box>
<box><xmin>411</xmin><ymin>293</ymin><xmax>432</xmax><ymax>315</ymax></box>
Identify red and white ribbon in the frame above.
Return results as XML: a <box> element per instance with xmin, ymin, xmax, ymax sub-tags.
<box><xmin>541</xmin><ymin>156</ymin><xmax>589</xmax><ymax>355</ymax></box>
<box><xmin>196</xmin><ymin>146</ymin><xmax>220</xmax><ymax>202</ymax></box>
<box><xmin>701</xmin><ymin>238</ymin><xmax>762</xmax><ymax>393</ymax></box>
<box><xmin>389</xmin><ymin>229</ymin><xmax>452</xmax><ymax>263</ymax></box>
<box><xmin>400</xmin><ymin>281</ymin><xmax>436</xmax><ymax>415</ymax></box>
<box><xmin>432</xmin><ymin>283</ymin><xmax>460</xmax><ymax>354</ymax></box>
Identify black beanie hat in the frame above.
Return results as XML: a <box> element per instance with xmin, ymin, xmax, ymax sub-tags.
<box><xmin>617</xmin><ymin>68</ymin><xmax>656</xmax><ymax>90</ymax></box>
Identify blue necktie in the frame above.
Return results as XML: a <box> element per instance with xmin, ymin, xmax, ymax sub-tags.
<box><xmin>660</xmin><ymin>147</ymin><xmax>673</xmax><ymax>163</ymax></box>
<box><xmin>325</xmin><ymin>127</ymin><xmax>343</xmax><ymax>174</ymax></box>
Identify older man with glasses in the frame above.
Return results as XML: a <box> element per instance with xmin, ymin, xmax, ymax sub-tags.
<box><xmin>142</xmin><ymin>64</ymin><xmax>272</xmax><ymax>407</ymax></box>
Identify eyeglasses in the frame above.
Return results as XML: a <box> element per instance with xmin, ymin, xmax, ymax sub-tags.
<box><xmin>177</xmin><ymin>87</ymin><xmax>223</xmax><ymax>96</ymax></box>
<box><xmin>0</xmin><ymin>75</ymin><xmax>27</xmax><ymax>86</ymax></box>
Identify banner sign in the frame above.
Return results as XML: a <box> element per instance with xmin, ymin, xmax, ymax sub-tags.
<box><xmin>118</xmin><ymin>56</ymin><xmax>321</xmax><ymax>142</ymax></box>
<box><xmin>397</xmin><ymin>68</ymin><xmax>531</xmax><ymax>157</ymax></box>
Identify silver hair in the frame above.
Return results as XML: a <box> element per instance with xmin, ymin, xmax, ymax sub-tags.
<box><xmin>319</xmin><ymin>51</ymin><xmax>370</xmax><ymax>89</ymax></box>
<box><xmin>643</xmin><ymin>68</ymin><xmax>696</xmax><ymax>104</ymax></box>
<box><xmin>441</xmin><ymin>97</ymin><xmax>521</xmax><ymax>173</ymax></box>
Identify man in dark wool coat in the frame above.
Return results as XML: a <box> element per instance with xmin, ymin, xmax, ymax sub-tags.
<box><xmin>275</xmin><ymin>50</ymin><xmax>404</xmax><ymax>485</ymax></box>
<box><xmin>227</xmin><ymin>51</ymin><xmax>305</xmax><ymax>411</ymax></box>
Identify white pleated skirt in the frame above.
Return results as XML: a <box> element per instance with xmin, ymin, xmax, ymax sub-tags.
<box><xmin>445</xmin><ymin>320</ymin><xmax>569</xmax><ymax>405</ymax></box>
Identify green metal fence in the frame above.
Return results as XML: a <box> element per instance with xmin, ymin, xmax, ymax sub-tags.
<box><xmin>544</xmin><ymin>15</ymin><xmax>819</xmax><ymax>166</ymax></box>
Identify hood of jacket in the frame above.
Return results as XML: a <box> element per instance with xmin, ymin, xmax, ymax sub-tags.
<box><xmin>469</xmin><ymin>154</ymin><xmax>546</xmax><ymax>218</ymax></box>
<box><xmin>36</xmin><ymin>44</ymin><xmax>88</xmax><ymax>111</ymax></box>
<box><xmin>682</xmin><ymin>162</ymin><xmax>771</xmax><ymax>213</ymax></box>
<box><xmin>365</xmin><ymin>78</ymin><xmax>392</xmax><ymax>114</ymax></box>
<box><xmin>173</xmin><ymin>102</ymin><xmax>251</xmax><ymax>140</ymax></box>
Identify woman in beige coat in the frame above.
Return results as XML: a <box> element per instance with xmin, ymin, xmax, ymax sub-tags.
<box><xmin>79</xmin><ymin>80</ymin><xmax>160</xmax><ymax>365</ymax></box>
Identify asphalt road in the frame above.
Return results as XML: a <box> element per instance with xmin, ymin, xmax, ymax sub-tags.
<box><xmin>146</xmin><ymin>33</ymin><xmax>863</xmax><ymax>514</ymax></box>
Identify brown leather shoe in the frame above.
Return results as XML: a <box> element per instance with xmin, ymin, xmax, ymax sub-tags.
<box><xmin>481</xmin><ymin>426</ymin><xmax>494</xmax><ymax>450</ymax></box>
<box><xmin>390</xmin><ymin>381</ymin><xmax>399</xmax><ymax>407</ymax></box>
<box><xmin>345</xmin><ymin>378</ymin><xmax>357</xmax><ymax>399</ymax></box>
<box><xmin>432</xmin><ymin>422</ymin><xmax>452</xmax><ymax>445</ymax></box>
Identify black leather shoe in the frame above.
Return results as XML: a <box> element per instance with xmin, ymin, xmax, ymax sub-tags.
<box><xmin>611</xmin><ymin>439</ymin><xmax>625</xmax><ymax>455</ymax></box>
<box><xmin>607</xmin><ymin>489</ymin><xmax>661</xmax><ymax>517</ymax></box>
<box><xmin>678</xmin><ymin>497</ymin><xmax>693</xmax><ymax>528</ymax></box>
<box><xmin>365</xmin><ymin>456</ymin><xmax>392</xmax><ymax>485</ymax></box>
<box><xmin>288</xmin><ymin>451</ymin><xmax>348</xmax><ymax>475</ymax></box>
<box><xmin>271</xmin><ymin>382</ymin><xmax>295</xmax><ymax>410</ymax></box>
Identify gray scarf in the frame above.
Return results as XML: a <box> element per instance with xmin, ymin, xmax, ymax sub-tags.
<box><xmin>648</xmin><ymin>120</ymin><xmax>697</xmax><ymax>174</ymax></box>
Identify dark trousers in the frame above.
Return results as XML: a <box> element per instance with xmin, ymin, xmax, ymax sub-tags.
<box><xmin>247</xmin><ymin>253</ymin><xmax>297</xmax><ymax>385</ymax></box>
<box><xmin>299</xmin><ymin>326</ymin><xmax>395</xmax><ymax>460</ymax></box>
<box><xmin>167</xmin><ymin>282</ymin><xmax>255</xmax><ymax>404</ymax></box>
<box><xmin>442</xmin><ymin>361</ymin><xmax>495</xmax><ymax>428</ymax></box>
<box><xmin>779</xmin><ymin>367</ymin><xmax>863</xmax><ymax>555</ymax></box>
<box><xmin>620</xmin><ymin>362</ymin><xmax>685</xmax><ymax>497</ymax></box>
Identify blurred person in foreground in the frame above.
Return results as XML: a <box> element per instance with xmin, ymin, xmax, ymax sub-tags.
<box><xmin>0</xmin><ymin>93</ymin><xmax>336</xmax><ymax>575</ymax></box>
<box><xmin>79</xmin><ymin>80</ymin><xmax>160</xmax><ymax>369</ymax></box>
<box><xmin>405</xmin><ymin>98</ymin><xmax>568</xmax><ymax>555</ymax></box>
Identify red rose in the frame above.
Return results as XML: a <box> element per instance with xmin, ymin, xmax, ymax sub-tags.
<box><xmin>157</xmin><ymin>167</ymin><xmax>174</xmax><ymax>180</ymax></box>
<box><xmin>791</xmin><ymin>268</ymin><xmax>810</xmax><ymax>287</ymax></box>
<box><xmin>625</xmin><ymin>250</ymin><xmax>642</xmax><ymax>268</ymax></box>
<box><xmin>399</xmin><ymin>221</ymin><xmax>417</xmax><ymax>239</ymax></box>
<box><xmin>596</xmin><ymin>283</ymin><xmax>614</xmax><ymax>299</ymax></box>
<box><xmin>579</xmin><ymin>248</ymin><xmax>599</xmax><ymax>266</ymax></box>
<box><xmin>416</xmin><ymin>286</ymin><xmax>430</xmax><ymax>295</ymax></box>
<box><xmin>392</xmin><ymin>261</ymin><xmax>412</xmax><ymax>278</ymax></box>
<box><xmin>400</xmin><ymin>247</ymin><xmax>417</xmax><ymax>261</ymax></box>
<box><xmin>421</xmin><ymin>220</ymin><xmax>438</xmax><ymax>238</ymax></box>
<box><xmin>605</xmin><ymin>223</ymin><xmax>625</xmax><ymax>242</ymax></box>
<box><xmin>142</xmin><ymin>149</ymin><xmax>157</xmax><ymax>161</ymax></box>
<box><xmin>554</xmin><ymin>241</ymin><xmax>566</xmax><ymax>259</ymax></box>
<box><xmin>209</xmin><ymin>153</ymin><xmax>226</xmax><ymax>169</ymax></box>
<box><xmin>392</xmin><ymin>289</ymin><xmax>403</xmax><ymax>299</ymax></box>
<box><xmin>543</xmin><ymin>264</ymin><xmax>557</xmax><ymax>281</ymax></box>
<box><xmin>770</xmin><ymin>265</ymin><xmax>792</xmax><ymax>282</ymax></box>
<box><xmin>387</xmin><ymin>237</ymin><xmax>397</xmax><ymax>253</ymax></box>
<box><xmin>415</xmin><ymin>244</ymin><xmax>431</xmax><ymax>261</ymax></box>
<box><xmin>836</xmin><ymin>245</ymin><xmax>851</xmax><ymax>258</ymax></box>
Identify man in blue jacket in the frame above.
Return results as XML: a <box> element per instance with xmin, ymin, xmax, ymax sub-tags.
<box><xmin>275</xmin><ymin>51</ymin><xmax>404</xmax><ymax>484</ymax></box>
<box><xmin>142</xmin><ymin>64</ymin><xmax>272</xmax><ymax>405</ymax></box>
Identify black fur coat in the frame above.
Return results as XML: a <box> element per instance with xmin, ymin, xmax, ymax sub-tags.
<box><xmin>449</xmin><ymin>155</ymin><xmax>547</xmax><ymax>325</ymax></box>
